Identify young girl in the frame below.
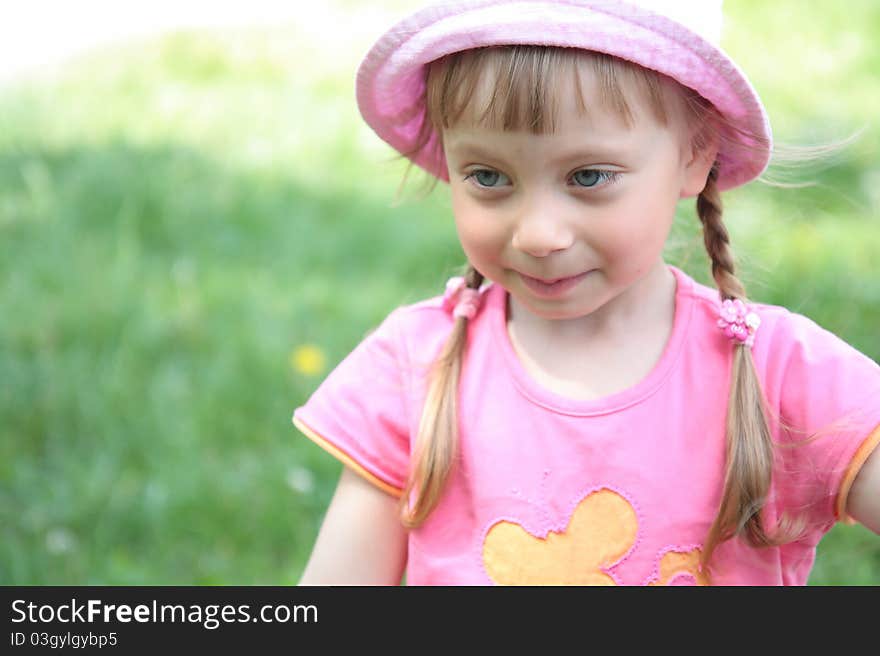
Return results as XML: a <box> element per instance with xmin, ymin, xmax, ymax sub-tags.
<box><xmin>293</xmin><ymin>0</ymin><xmax>880</xmax><ymax>585</ymax></box>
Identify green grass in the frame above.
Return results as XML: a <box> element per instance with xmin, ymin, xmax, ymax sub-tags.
<box><xmin>1</xmin><ymin>0</ymin><xmax>878</xmax><ymax>585</ymax></box>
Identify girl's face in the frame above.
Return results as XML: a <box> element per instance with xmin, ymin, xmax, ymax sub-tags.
<box><xmin>442</xmin><ymin>64</ymin><xmax>714</xmax><ymax>327</ymax></box>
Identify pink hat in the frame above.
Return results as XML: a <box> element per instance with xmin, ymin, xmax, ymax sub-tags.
<box><xmin>356</xmin><ymin>0</ymin><xmax>771</xmax><ymax>191</ymax></box>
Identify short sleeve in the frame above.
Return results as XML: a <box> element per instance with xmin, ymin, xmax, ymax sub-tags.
<box><xmin>292</xmin><ymin>307</ymin><xmax>411</xmax><ymax>497</ymax></box>
<box><xmin>765</xmin><ymin>310</ymin><xmax>880</xmax><ymax>527</ymax></box>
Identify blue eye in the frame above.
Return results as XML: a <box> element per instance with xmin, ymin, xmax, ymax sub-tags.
<box><xmin>463</xmin><ymin>169</ymin><xmax>510</xmax><ymax>188</ymax></box>
<box><xmin>573</xmin><ymin>169</ymin><xmax>619</xmax><ymax>188</ymax></box>
<box><xmin>462</xmin><ymin>168</ymin><xmax>620</xmax><ymax>191</ymax></box>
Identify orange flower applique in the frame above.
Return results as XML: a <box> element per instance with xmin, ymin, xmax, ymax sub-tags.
<box><xmin>482</xmin><ymin>488</ymin><xmax>710</xmax><ymax>586</ymax></box>
<box><xmin>483</xmin><ymin>488</ymin><xmax>636</xmax><ymax>585</ymax></box>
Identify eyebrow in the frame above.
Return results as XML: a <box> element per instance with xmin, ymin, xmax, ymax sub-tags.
<box><xmin>446</xmin><ymin>141</ymin><xmax>620</xmax><ymax>166</ymax></box>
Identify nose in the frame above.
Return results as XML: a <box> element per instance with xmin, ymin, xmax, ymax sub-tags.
<box><xmin>510</xmin><ymin>198</ymin><xmax>575</xmax><ymax>258</ymax></box>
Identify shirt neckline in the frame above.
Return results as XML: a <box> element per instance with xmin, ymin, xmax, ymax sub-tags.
<box><xmin>487</xmin><ymin>263</ymin><xmax>695</xmax><ymax>416</ymax></box>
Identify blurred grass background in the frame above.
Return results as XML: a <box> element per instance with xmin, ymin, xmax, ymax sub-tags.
<box><xmin>1</xmin><ymin>0</ymin><xmax>877</xmax><ymax>585</ymax></box>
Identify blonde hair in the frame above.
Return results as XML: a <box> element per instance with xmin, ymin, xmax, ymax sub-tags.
<box><xmin>394</xmin><ymin>46</ymin><xmax>811</xmax><ymax>575</ymax></box>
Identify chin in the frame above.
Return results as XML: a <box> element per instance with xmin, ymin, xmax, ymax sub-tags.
<box><xmin>520</xmin><ymin>297</ymin><xmax>587</xmax><ymax>320</ymax></box>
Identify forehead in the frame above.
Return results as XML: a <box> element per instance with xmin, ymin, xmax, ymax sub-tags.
<box><xmin>446</xmin><ymin>69</ymin><xmax>670</xmax><ymax>157</ymax></box>
<box><xmin>452</xmin><ymin>53</ymin><xmax>665</xmax><ymax>134</ymax></box>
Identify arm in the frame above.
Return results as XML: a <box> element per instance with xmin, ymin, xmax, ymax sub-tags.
<box><xmin>298</xmin><ymin>466</ymin><xmax>408</xmax><ymax>585</ymax></box>
<box><xmin>846</xmin><ymin>445</ymin><xmax>880</xmax><ymax>534</ymax></box>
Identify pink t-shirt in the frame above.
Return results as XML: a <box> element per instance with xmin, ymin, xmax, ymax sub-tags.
<box><xmin>292</xmin><ymin>264</ymin><xmax>880</xmax><ymax>585</ymax></box>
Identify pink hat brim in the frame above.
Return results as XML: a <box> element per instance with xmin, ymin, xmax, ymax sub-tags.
<box><xmin>356</xmin><ymin>0</ymin><xmax>771</xmax><ymax>192</ymax></box>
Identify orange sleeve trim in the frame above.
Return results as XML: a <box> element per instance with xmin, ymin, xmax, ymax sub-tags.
<box><xmin>292</xmin><ymin>415</ymin><xmax>404</xmax><ymax>498</ymax></box>
<box><xmin>835</xmin><ymin>420</ymin><xmax>880</xmax><ymax>525</ymax></box>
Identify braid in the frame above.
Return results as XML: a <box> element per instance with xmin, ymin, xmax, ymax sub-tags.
<box><xmin>464</xmin><ymin>265</ymin><xmax>485</xmax><ymax>292</ymax></box>
<box><xmin>399</xmin><ymin>263</ymin><xmax>483</xmax><ymax>528</ymax></box>
<box><xmin>695</xmin><ymin>164</ymin><xmax>804</xmax><ymax>572</ymax></box>
<box><xmin>696</xmin><ymin>166</ymin><xmax>746</xmax><ymax>301</ymax></box>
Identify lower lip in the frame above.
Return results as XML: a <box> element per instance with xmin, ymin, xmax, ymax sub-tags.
<box><xmin>519</xmin><ymin>270</ymin><xmax>593</xmax><ymax>298</ymax></box>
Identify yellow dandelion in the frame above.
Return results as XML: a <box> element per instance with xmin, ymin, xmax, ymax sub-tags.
<box><xmin>290</xmin><ymin>344</ymin><xmax>326</xmax><ymax>376</ymax></box>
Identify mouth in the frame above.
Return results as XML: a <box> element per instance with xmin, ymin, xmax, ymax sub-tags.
<box><xmin>518</xmin><ymin>269</ymin><xmax>594</xmax><ymax>297</ymax></box>
<box><xmin>521</xmin><ymin>270</ymin><xmax>592</xmax><ymax>285</ymax></box>
<box><xmin>528</xmin><ymin>275</ymin><xmax>575</xmax><ymax>284</ymax></box>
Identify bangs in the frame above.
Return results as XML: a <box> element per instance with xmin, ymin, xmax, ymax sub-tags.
<box><xmin>424</xmin><ymin>46</ymin><xmax>671</xmax><ymax>135</ymax></box>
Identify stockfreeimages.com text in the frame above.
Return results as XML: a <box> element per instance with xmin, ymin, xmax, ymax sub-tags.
<box><xmin>11</xmin><ymin>599</ymin><xmax>317</xmax><ymax>630</ymax></box>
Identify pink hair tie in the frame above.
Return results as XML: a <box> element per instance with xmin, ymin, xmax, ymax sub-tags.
<box><xmin>442</xmin><ymin>276</ymin><xmax>481</xmax><ymax>320</ymax></box>
<box><xmin>717</xmin><ymin>298</ymin><xmax>761</xmax><ymax>348</ymax></box>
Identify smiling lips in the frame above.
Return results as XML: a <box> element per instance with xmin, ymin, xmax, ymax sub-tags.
<box><xmin>519</xmin><ymin>270</ymin><xmax>593</xmax><ymax>298</ymax></box>
<box><xmin>532</xmin><ymin>275</ymin><xmax>574</xmax><ymax>284</ymax></box>
<box><xmin>522</xmin><ymin>270</ymin><xmax>591</xmax><ymax>284</ymax></box>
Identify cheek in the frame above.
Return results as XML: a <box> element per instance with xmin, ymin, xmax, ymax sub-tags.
<box><xmin>451</xmin><ymin>194</ymin><xmax>506</xmax><ymax>255</ymax></box>
<box><xmin>594</xmin><ymin>218</ymin><xmax>640</xmax><ymax>261</ymax></box>
<box><xmin>597</xmin><ymin>191</ymin><xmax>676</xmax><ymax>257</ymax></box>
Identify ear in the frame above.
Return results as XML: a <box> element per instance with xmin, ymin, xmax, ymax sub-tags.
<box><xmin>679</xmin><ymin>130</ymin><xmax>720</xmax><ymax>199</ymax></box>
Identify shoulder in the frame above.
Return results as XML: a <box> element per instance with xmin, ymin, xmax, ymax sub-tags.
<box><xmin>751</xmin><ymin>304</ymin><xmax>877</xmax><ymax>376</ymax></box>
<box><xmin>679</xmin><ymin>268</ymin><xmax>869</xmax><ymax>364</ymax></box>
<box><xmin>673</xmin><ymin>269</ymin><xmax>880</xmax><ymax>413</ymax></box>
<box><xmin>377</xmin><ymin>279</ymin><xmax>495</xmax><ymax>338</ymax></box>
<box><xmin>679</xmin><ymin>269</ymin><xmax>790</xmax><ymax>331</ymax></box>
<box><xmin>374</xmin><ymin>288</ymin><xmax>454</xmax><ymax>344</ymax></box>
<box><xmin>672</xmin><ymin>267</ymin><xmax>795</xmax><ymax>359</ymax></box>
<box><xmin>368</xmin><ymin>280</ymin><xmax>494</xmax><ymax>366</ymax></box>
